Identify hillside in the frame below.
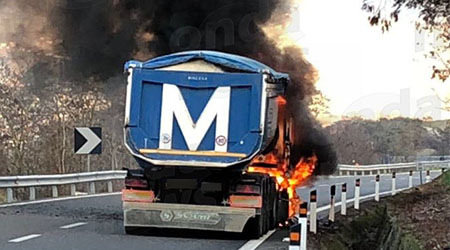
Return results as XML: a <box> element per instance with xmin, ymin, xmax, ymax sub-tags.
<box><xmin>325</xmin><ymin>118</ymin><xmax>450</xmax><ymax>164</ymax></box>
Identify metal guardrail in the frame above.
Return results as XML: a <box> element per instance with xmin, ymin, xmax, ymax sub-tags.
<box><xmin>337</xmin><ymin>160</ymin><xmax>450</xmax><ymax>176</ymax></box>
<box><xmin>0</xmin><ymin>170</ymin><xmax>126</xmax><ymax>204</ymax></box>
<box><xmin>1</xmin><ymin>160</ymin><xmax>449</xmax><ymax>204</ymax></box>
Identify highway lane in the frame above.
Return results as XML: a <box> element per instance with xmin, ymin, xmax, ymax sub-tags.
<box><xmin>0</xmin><ymin>194</ymin><xmax>246</xmax><ymax>250</ymax></box>
<box><xmin>0</xmin><ymin>170</ymin><xmax>442</xmax><ymax>250</ymax></box>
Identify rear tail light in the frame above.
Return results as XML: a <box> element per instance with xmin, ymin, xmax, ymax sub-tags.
<box><xmin>234</xmin><ymin>184</ymin><xmax>261</xmax><ymax>195</ymax></box>
<box><xmin>125</xmin><ymin>178</ymin><xmax>148</xmax><ymax>189</ymax></box>
<box><xmin>229</xmin><ymin>195</ymin><xmax>262</xmax><ymax>208</ymax></box>
<box><xmin>122</xmin><ymin>189</ymin><xmax>155</xmax><ymax>203</ymax></box>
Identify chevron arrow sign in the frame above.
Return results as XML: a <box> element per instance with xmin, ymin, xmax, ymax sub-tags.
<box><xmin>74</xmin><ymin>127</ymin><xmax>102</xmax><ymax>154</ymax></box>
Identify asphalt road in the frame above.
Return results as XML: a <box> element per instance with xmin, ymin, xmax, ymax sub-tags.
<box><xmin>0</xmin><ymin>171</ymin><xmax>442</xmax><ymax>250</ymax></box>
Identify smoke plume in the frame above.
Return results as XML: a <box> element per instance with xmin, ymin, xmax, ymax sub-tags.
<box><xmin>0</xmin><ymin>0</ymin><xmax>336</xmax><ymax>174</ymax></box>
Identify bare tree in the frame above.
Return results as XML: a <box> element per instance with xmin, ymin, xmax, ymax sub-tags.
<box><xmin>46</xmin><ymin>83</ymin><xmax>111</xmax><ymax>173</ymax></box>
<box><xmin>362</xmin><ymin>0</ymin><xmax>450</xmax><ymax>82</ymax></box>
<box><xmin>309</xmin><ymin>90</ymin><xmax>331</xmax><ymax>119</ymax></box>
<box><xmin>0</xmin><ymin>60</ymin><xmax>47</xmax><ymax>174</ymax></box>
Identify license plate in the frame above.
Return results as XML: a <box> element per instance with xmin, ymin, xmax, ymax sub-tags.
<box><xmin>160</xmin><ymin>210</ymin><xmax>221</xmax><ymax>225</ymax></box>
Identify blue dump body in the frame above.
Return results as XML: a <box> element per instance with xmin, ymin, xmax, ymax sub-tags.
<box><xmin>124</xmin><ymin>51</ymin><xmax>288</xmax><ymax>169</ymax></box>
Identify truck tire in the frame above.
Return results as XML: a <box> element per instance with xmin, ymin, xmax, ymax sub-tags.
<box><xmin>262</xmin><ymin>177</ymin><xmax>270</xmax><ymax>235</ymax></box>
<box><xmin>245</xmin><ymin>214</ymin><xmax>264</xmax><ymax>239</ymax></box>
<box><xmin>244</xmin><ymin>175</ymin><xmax>267</xmax><ymax>238</ymax></box>
<box><xmin>277</xmin><ymin>190</ymin><xmax>289</xmax><ymax>224</ymax></box>
<box><xmin>269</xmin><ymin>181</ymin><xmax>278</xmax><ymax>230</ymax></box>
<box><xmin>263</xmin><ymin>205</ymin><xmax>269</xmax><ymax>234</ymax></box>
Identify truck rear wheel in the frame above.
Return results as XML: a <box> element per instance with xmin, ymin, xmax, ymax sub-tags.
<box><xmin>243</xmin><ymin>174</ymin><xmax>268</xmax><ymax>238</ymax></box>
<box><xmin>277</xmin><ymin>189</ymin><xmax>289</xmax><ymax>224</ymax></box>
<box><xmin>269</xmin><ymin>182</ymin><xmax>278</xmax><ymax>230</ymax></box>
<box><xmin>260</xmin><ymin>175</ymin><xmax>269</xmax><ymax>235</ymax></box>
<box><xmin>246</xmin><ymin>214</ymin><xmax>264</xmax><ymax>239</ymax></box>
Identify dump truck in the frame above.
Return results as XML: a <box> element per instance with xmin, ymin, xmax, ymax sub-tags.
<box><xmin>122</xmin><ymin>50</ymin><xmax>294</xmax><ymax>238</ymax></box>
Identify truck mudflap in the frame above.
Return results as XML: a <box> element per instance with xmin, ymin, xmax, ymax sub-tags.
<box><xmin>123</xmin><ymin>202</ymin><xmax>256</xmax><ymax>232</ymax></box>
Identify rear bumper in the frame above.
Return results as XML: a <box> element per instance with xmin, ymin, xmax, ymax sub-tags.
<box><xmin>123</xmin><ymin>202</ymin><xmax>256</xmax><ymax>232</ymax></box>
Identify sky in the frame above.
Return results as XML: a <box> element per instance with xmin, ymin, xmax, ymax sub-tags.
<box><xmin>285</xmin><ymin>0</ymin><xmax>450</xmax><ymax>121</ymax></box>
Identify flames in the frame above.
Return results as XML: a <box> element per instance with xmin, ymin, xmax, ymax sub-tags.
<box><xmin>248</xmin><ymin>154</ymin><xmax>317</xmax><ymax>218</ymax></box>
<box><xmin>247</xmin><ymin>95</ymin><xmax>317</xmax><ymax>218</ymax></box>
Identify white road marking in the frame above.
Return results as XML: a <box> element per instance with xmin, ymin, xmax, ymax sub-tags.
<box><xmin>8</xmin><ymin>234</ymin><xmax>41</xmax><ymax>243</ymax></box>
<box><xmin>0</xmin><ymin>192</ymin><xmax>121</xmax><ymax>208</ymax></box>
<box><xmin>60</xmin><ymin>222</ymin><xmax>88</xmax><ymax>229</ymax></box>
<box><xmin>238</xmin><ymin>230</ymin><xmax>276</xmax><ymax>250</ymax></box>
<box><xmin>318</xmin><ymin>184</ymin><xmax>328</xmax><ymax>187</ymax></box>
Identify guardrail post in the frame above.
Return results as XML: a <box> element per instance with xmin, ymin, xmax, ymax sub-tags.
<box><xmin>426</xmin><ymin>170</ymin><xmax>430</xmax><ymax>183</ymax></box>
<box><xmin>392</xmin><ymin>172</ymin><xmax>396</xmax><ymax>196</ymax></box>
<box><xmin>299</xmin><ymin>202</ymin><xmax>307</xmax><ymax>250</ymax></box>
<box><xmin>328</xmin><ymin>185</ymin><xmax>336</xmax><ymax>223</ymax></box>
<box><xmin>52</xmin><ymin>186</ymin><xmax>58</xmax><ymax>198</ymax></box>
<box><xmin>70</xmin><ymin>184</ymin><xmax>76</xmax><ymax>196</ymax></box>
<box><xmin>309</xmin><ymin>190</ymin><xmax>317</xmax><ymax>234</ymax></box>
<box><xmin>354</xmin><ymin>179</ymin><xmax>360</xmax><ymax>210</ymax></box>
<box><xmin>409</xmin><ymin>170</ymin><xmax>413</xmax><ymax>188</ymax></box>
<box><xmin>107</xmin><ymin>181</ymin><xmax>113</xmax><ymax>193</ymax></box>
<box><xmin>6</xmin><ymin>188</ymin><xmax>13</xmax><ymax>203</ymax></box>
<box><xmin>89</xmin><ymin>182</ymin><xmax>96</xmax><ymax>194</ymax></box>
<box><xmin>341</xmin><ymin>183</ymin><xmax>347</xmax><ymax>216</ymax></box>
<box><xmin>29</xmin><ymin>187</ymin><xmax>36</xmax><ymax>201</ymax></box>
<box><xmin>289</xmin><ymin>202</ymin><xmax>307</xmax><ymax>250</ymax></box>
<box><xmin>289</xmin><ymin>221</ymin><xmax>301</xmax><ymax>250</ymax></box>
<box><xmin>418</xmin><ymin>163</ymin><xmax>423</xmax><ymax>185</ymax></box>
<box><xmin>375</xmin><ymin>175</ymin><xmax>380</xmax><ymax>202</ymax></box>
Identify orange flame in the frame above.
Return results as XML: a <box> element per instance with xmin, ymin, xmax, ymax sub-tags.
<box><xmin>247</xmin><ymin>94</ymin><xmax>316</xmax><ymax>218</ymax></box>
<box><xmin>276</xmin><ymin>96</ymin><xmax>287</xmax><ymax>105</ymax></box>
<box><xmin>248</xmin><ymin>154</ymin><xmax>317</xmax><ymax>218</ymax></box>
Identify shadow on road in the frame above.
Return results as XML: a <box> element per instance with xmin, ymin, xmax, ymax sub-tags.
<box><xmin>124</xmin><ymin>227</ymin><xmax>252</xmax><ymax>240</ymax></box>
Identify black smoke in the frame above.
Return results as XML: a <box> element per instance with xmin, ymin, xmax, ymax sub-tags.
<box><xmin>1</xmin><ymin>0</ymin><xmax>337</xmax><ymax>174</ymax></box>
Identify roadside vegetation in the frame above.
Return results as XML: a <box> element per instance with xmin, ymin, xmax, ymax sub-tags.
<box><xmin>0</xmin><ymin>46</ymin><xmax>136</xmax><ymax>176</ymax></box>
<box><xmin>309</xmin><ymin>170</ymin><xmax>450</xmax><ymax>249</ymax></box>
<box><xmin>326</xmin><ymin>117</ymin><xmax>450</xmax><ymax>165</ymax></box>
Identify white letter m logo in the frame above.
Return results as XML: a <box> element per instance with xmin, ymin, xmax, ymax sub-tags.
<box><xmin>159</xmin><ymin>84</ymin><xmax>231</xmax><ymax>152</ymax></box>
